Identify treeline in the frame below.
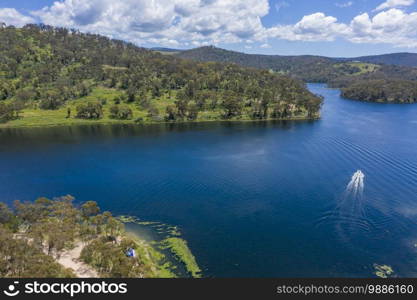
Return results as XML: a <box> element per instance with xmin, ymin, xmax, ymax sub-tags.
<box><xmin>328</xmin><ymin>65</ymin><xmax>417</xmax><ymax>103</ymax></box>
<box><xmin>0</xmin><ymin>102</ymin><xmax>21</xmax><ymax>123</ymax></box>
<box><xmin>176</xmin><ymin>46</ymin><xmax>355</xmax><ymax>83</ymax></box>
<box><xmin>177</xmin><ymin>46</ymin><xmax>417</xmax><ymax>104</ymax></box>
<box><xmin>0</xmin><ymin>196</ymin><xmax>160</xmax><ymax>278</ymax></box>
<box><xmin>0</xmin><ymin>24</ymin><xmax>322</xmax><ymax>124</ymax></box>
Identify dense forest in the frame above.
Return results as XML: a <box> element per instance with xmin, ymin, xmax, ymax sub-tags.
<box><xmin>177</xmin><ymin>46</ymin><xmax>417</xmax><ymax>104</ymax></box>
<box><xmin>177</xmin><ymin>46</ymin><xmax>344</xmax><ymax>83</ymax></box>
<box><xmin>339</xmin><ymin>80</ymin><xmax>417</xmax><ymax>103</ymax></box>
<box><xmin>0</xmin><ymin>196</ymin><xmax>199</xmax><ymax>278</ymax></box>
<box><xmin>0</xmin><ymin>24</ymin><xmax>322</xmax><ymax>127</ymax></box>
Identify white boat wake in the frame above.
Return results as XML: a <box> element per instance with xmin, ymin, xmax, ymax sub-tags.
<box><xmin>316</xmin><ymin>170</ymin><xmax>370</xmax><ymax>244</ymax></box>
<box><xmin>346</xmin><ymin>170</ymin><xmax>365</xmax><ymax>199</ymax></box>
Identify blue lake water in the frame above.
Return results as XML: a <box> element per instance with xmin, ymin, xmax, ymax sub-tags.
<box><xmin>1</xmin><ymin>83</ymin><xmax>417</xmax><ymax>277</ymax></box>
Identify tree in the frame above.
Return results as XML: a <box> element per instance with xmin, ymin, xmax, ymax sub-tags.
<box><xmin>165</xmin><ymin>105</ymin><xmax>177</xmax><ymax>121</ymax></box>
<box><xmin>15</xmin><ymin>88</ymin><xmax>36</xmax><ymax>103</ymax></box>
<box><xmin>147</xmin><ymin>106</ymin><xmax>161</xmax><ymax>121</ymax></box>
<box><xmin>76</xmin><ymin>101</ymin><xmax>103</xmax><ymax>119</ymax></box>
<box><xmin>0</xmin><ymin>103</ymin><xmax>19</xmax><ymax>123</ymax></box>
<box><xmin>0</xmin><ymin>203</ymin><xmax>13</xmax><ymax>224</ymax></box>
<box><xmin>126</xmin><ymin>88</ymin><xmax>136</xmax><ymax>103</ymax></box>
<box><xmin>109</xmin><ymin>105</ymin><xmax>133</xmax><ymax>120</ymax></box>
<box><xmin>81</xmin><ymin>201</ymin><xmax>100</xmax><ymax>219</ymax></box>
<box><xmin>187</xmin><ymin>102</ymin><xmax>199</xmax><ymax>120</ymax></box>
<box><xmin>39</xmin><ymin>89</ymin><xmax>63</xmax><ymax>110</ymax></box>
<box><xmin>0</xmin><ymin>226</ymin><xmax>75</xmax><ymax>278</ymax></box>
<box><xmin>221</xmin><ymin>92</ymin><xmax>242</xmax><ymax>119</ymax></box>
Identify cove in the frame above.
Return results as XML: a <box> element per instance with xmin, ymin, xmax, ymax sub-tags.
<box><xmin>1</xmin><ymin>84</ymin><xmax>417</xmax><ymax>277</ymax></box>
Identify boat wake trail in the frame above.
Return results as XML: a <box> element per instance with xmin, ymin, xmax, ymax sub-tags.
<box><xmin>346</xmin><ymin>170</ymin><xmax>365</xmax><ymax>199</ymax></box>
<box><xmin>341</xmin><ymin>170</ymin><xmax>365</xmax><ymax>217</ymax></box>
<box><xmin>316</xmin><ymin>170</ymin><xmax>375</xmax><ymax>244</ymax></box>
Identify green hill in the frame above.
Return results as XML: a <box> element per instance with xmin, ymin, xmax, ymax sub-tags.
<box><xmin>349</xmin><ymin>53</ymin><xmax>417</xmax><ymax>67</ymax></box>
<box><xmin>177</xmin><ymin>46</ymin><xmax>417</xmax><ymax>104</ymax></box>
<box><xmin>0</xmin><ymin>25</ymin><xmax>322</xmax><ymax>127</ymax></box>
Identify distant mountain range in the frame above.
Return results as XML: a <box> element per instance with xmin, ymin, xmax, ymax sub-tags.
<box><xmin>344</xmin><ymin>53</ymin><xmax>417</xmax><ymax>67</ymax></box>
<box><xmin>171</xmin><ymin>46</ymin><xmax>417</xmax><ymax>68</ymax></box>
<box><xmin>165</xmin><ymin>46</ymin><xmax>417</xmax><ymax>83</ymax></box>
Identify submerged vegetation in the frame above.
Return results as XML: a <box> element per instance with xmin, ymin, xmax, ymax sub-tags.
<box><xmin>118</xmin><ymin>216</ymin><xmax>201</xmax><ymax>278</ymax></box>
<box><xmin>0</xmin><ymin>196</ymin><xmax>200</xmax><ymax>278</ymax></box>
<box><xmin>160</xmin><ymin>238</ymin><xmax>201</xmax><ymax>278</ymax></box>
<box><xmin>0</xmin><ymin>24</ymin><xmax>322</xmax><ymax>128</ymax></box>
<box><xmin>374</xmin><ymin>264</ymin><xmax>395</xmax><ymax>278</ymax></box>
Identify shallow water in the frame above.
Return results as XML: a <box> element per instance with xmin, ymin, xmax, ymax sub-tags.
<box><xmin>1</xmin><ymin>84</ymin><xmax>417</xmax><ymax>277</ymax></box>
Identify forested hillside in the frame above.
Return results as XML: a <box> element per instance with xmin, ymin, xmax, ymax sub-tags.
<box><xmin>348</xmin><ymin>53</ymin><xmax>417</xmax><ymax>67</ymax></box>
<box><xmin>177</xmin><ymin>46</ymin><xmax>343</xmax><ymax>82</ymax></box>
<box><xmin>177</xmin><ymin>46</ymin><xmax>417</xmax><ymax>103</ymax></box>
<box><xmin>0</xmin><ymin>25</ymin><xmax>322</xmax><ymax>127</ymax></box>
<box><xmin>340</xmin><ymin>80</ymin><xmax>417</xmax><ymax>103</ymax></box>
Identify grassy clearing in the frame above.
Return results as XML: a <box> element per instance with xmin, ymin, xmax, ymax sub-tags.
<box><xmin>335</xmin><ymin>62</ymin><xmax>380</xmax><ymax>76</ymax></box>
<box><xmin>0</xmin><ymin>87</ymin><xmax>157</xmax><ymax>128</ymax></box>
<box><xmin>350</xmin><ymin>62</ymin><xmax>380</xmax><ymax>75</ymax></box>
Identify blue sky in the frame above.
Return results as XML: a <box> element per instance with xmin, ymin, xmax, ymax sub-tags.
<box><xmin>1</xmin><ymin>0</ymin><xmax>417</xmax><ymax>57</ymax></box>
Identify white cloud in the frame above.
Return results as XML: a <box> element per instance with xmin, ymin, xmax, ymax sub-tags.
<box><xmin>1</xmin><ymin>1</ymin><xmax>417</xmax><ymax>49</ymax></box>
<box><xmin>275</xmin><ymin>1</ymin><xmax>290</xmax><ymax>13</ymax></box>
<box><xmin>0</xmin><ymin>8</ymin><xmax>35</xmax><ymax>27</ymax></box>
<box><xmin>260</xmin><ymin>43</ymin><xmax>271</xmax><ymax>48</ymax></box>
<box><xmin>335</xmin><ymin>1</ymin><xmax>354</xmax><ymax>8</ymax></box>
<box><xmin>267</xmin><ymin>13</ymin><xmax>350</xmax><ymax>41</ymax></box>
<box><xmin>375</xmin><ymin>0</ymin><xmax>415</xmax><ymax>11</ymax></box>
<box><xmin>349</xmin><ymin>9</ymin><xmax>417</xmax><ymax>47</ymax></box>
<box><xmin>31</xmin><ymin>0</ymin><xmax>270</xmax><ymax>47</ymax></box>
<box><xmin>267</xmin><ymin>8</ymin><xmax>417</xmax><ymax>48</ymax></box>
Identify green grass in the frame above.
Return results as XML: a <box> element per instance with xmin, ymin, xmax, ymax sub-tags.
<box><xmin>154</xmin><ymin>51</ymin><xmax>180</xmax><ymax>56</ymax></box>
<box><xmin>125</xmin><ymin>232</ymin><xmax>177</xmax><ymax>278</ymax></box>
<box><xmin>350</xmin><ymin>62</ymin><xmax>380</xmax><ymax>75</ymax></box>
<box><xmin>102</xmin><ymin>65</ymin><xmax>129</xmax><ymax>71</ymax></box>
<box><xmin>0</xmin><ymin>86</ymin><xmax>317</xmax><ymax>129</ymax></box>
<box><xmin>335</xmin><ymin>62</ymin><xmax>380</xmax><ymax>76</ymax></box>
<box><xmin>160</xmin><ymin>237</ymin><xmax>202</xmax><ymax>278</ymax></box>
<box><xmin>1</xmin><ymin>87</ymin><xmax>150</xmax><ymax>128</ymax></box>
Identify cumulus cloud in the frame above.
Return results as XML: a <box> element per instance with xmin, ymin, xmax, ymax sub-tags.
<box><xmin>266</xmin><ymin>8</ymin><xmax>417</xmax><ymax>48</ymax></box>
<box><xmin>375</xmin><ymin>0</ymin><xmax>415</xmax><ymax>11</ymax></box>
<box><xmin>267</xmin><ymin>13</ymin><xmax>350</xmax><ymax>41</ymax></box>
<box><xmin>30</xmin><ymin>0</ymin><xmax>269</xmax><ymax>47</ymax></box>
<box><xmin>1</xmin><ymin>1</ymin><xmax>417</xmax><ymax>49</ymax></box>
<box><xmin>335</xmin><ymin>1</ymin><xmax>354</xmax><ymax>8</ymax></box>
<box><xmin>0</xmin><ymin>8</ymin><xmax>35</xmax><ymax>27</ymax></box>
<box><xmin>349</xmin><ymin>9</ymin><xmax>417</xmax><ymax>47</ymax></box>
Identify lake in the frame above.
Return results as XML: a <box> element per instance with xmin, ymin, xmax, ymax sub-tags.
<box><xmin>1</xmin><ymin>83</ymin><xmax>417</xmax><ymax>277</ymax></box>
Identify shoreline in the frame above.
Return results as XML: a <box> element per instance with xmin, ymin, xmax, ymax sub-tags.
<box><xmin>0</xmin><ymin>115</ymin><xmax>320</xmax><ymax>130</ymax></box>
